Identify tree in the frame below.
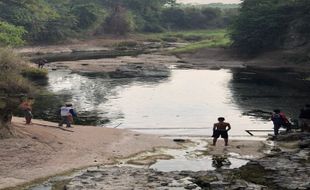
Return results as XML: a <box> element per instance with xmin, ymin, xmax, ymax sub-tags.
<box><xmin>104</xmin><ymin>5</ymin><xmax>135</xmax><ymax>35</ymax></box>
<box><xmin>0</xmin><ymin>48</ymin><xmax>33</xmax><ymax>138</ymax></box>
<box><xmin>0</xmin><ymin>21</ymin><xmax>26</xmax><ymax>46</ymax></box>
<box><xmin>229</xmin><ymin>0</ymin><xmax>303</xmax><ymax>54</ymax></box>
<box><xmin>71</xmin><ymin>3</ymin><xmax>103</xmax><ymax>30</ymax></box>
<box><xmin>0</xmin><ymin>0</ymin><xmax>60</xmax><ymax>42</ymax></box>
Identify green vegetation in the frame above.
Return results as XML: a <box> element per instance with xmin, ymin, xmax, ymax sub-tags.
<box><xmin>166</xmin><ymin>29</ymin><xmax>231</xmax><ymax>54</ymax></box>
<box><xmin>116</xmin><ymin>40</ymin><xmax>139</xmax><ymax>48</ymax></box>
<box><xmin>0</xmin><ymin>21</ymin><xmax>26</xmax><ymax>46</ymax></box>
<box><xmin>230</xmin><ymin>0</ymin><xmax>310</xmax><ymax>55</ymax></box>
<box><xmin>203</xmin><ymin>3</ymin><xmax>240</xmax><ymax>9</ymax></box>
<box><xmin>0</xmin><ymin>1</ymin><xmax>238</xmax><ymax>44</ymax></box>
<box><xmin>0</xmin><ymin>48</ymin><xmax>46</xmax><ymax>138</ymax></box>
<box><xmin>21</xmin><ymin>67</ymin><xmax>48</xmax><ymax>80</ymax></box>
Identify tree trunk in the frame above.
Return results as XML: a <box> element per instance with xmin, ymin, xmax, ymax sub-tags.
<box><xmin>0</xmin><ymin>100</ymin><xmax>15</xmax><ymax>139</ymax></box>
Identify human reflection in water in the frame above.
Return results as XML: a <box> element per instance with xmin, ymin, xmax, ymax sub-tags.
<box><xmin>299</xmin><ymin>104</ymin><xmax>310</xmax><ymax>132</ymax></box>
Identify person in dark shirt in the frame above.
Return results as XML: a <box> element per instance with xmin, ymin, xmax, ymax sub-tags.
<box><xmin>271</xmin><ymin>109</ymin><xmax>290</xmax><ymax>136</ymax></box>
<box><xmin>299</xmin><ymin>104</ymin><xmax>310</xmax><ymax>132</ymax></box>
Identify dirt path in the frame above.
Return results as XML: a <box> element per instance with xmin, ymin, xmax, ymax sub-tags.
<box><xmin>0</xmin><ymin>117</ymin><xmax>178</xmax><ymax>189</ymax></box>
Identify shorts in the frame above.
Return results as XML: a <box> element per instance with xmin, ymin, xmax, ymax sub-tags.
<box><xmin>212</xmin><ymin>130</ymin><xmax>228</xmax><ymax>139</ymax></box>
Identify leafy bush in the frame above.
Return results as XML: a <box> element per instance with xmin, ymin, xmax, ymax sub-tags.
<box><xmin>116</xmin><ymin>41</ymin><xmax>139</xmax><ymax>48</ymax></box>
<box><xmin>0</xmin><ymin>48</ymin><xmax>35</xmax><ymax>136</ymax></box>
<box><xmin>21</xmin><ymin>67</ymin><xmax>48</xmax><ymax>80</ymax></box>
<box><xmin>230</xmin><ymin>0</ymin><xmax>310</xmax><ymax>54</ymax></box>
<box><xmin>169</xmin><ymin>30</ymin><xmax>231</xmax><ymax>53</ymax></box>
<box><xmin>0</xmin><ymin>48</ymin><xmax>35</xmax><ymax>93</ymax></box>
<box><xmin>104</xmin><ymin>7</ymin><xmax>136</xmax><ymax>35</ymax></box>
<box><xmin>0</xmin><ymin>21</ymin><xmax>26</xmax><ymax>46</ymax></box>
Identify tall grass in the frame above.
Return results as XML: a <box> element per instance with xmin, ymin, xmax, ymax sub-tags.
<box><xmin>0</xmin><ymin>48</ymin><xmax>31</xmax><ymax>93</ymax></box>
<box><xmin>169</xmin><ymin>30</ymin><xmax>231</xmax><ymax>54</ymax></box>
<box><xmin>137</xmin><ymin>29</ymin><xmax>231</xmax><ymax>53</ymax></box>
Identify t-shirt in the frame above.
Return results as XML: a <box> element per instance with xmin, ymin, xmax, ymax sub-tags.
<box><xmin>60</xmin><ymin>106</ymin><xmax>71</xmax><ymax>117</ymax></box>
<box><xmin>272</xmin><ymin>113</ymin><xmax>284</xmax><ymax>125</ymax></box>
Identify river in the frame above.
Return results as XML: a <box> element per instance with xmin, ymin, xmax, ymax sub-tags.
<box><xmin>34</xmin><ymin>67</ymin><xmax>310</xmax><ymax>138</ymax></box>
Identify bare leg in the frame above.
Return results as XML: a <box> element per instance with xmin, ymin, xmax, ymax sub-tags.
<box><xmin>224</xmin><ymin>138</ymin><xmax>228</xmax><ymax>146</ymax></box>
<box><xmin>59</xmin><ymin>116</ymin><xmax>66</xmax><ymax>127</ymax></box>
<box><xmin>213</xmin><ymin>138</ymin><xmax>218</xmax><ymax>146</ymax></box>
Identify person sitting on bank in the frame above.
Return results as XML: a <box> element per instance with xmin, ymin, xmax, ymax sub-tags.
<box><xmin>271</xmin><ymin>109</ymin><xmax>291</xmax><ymax>136</ymax></box>
<box><xmin>59</xmin><ymin>103</ymin><xmax>77</xmax><ymax>128</ymax></box>
<box><xmin>212</xmin><ymin>117</ymin><xmax>231</xmax><ymax>146</ymax></box>
<box><xmin>299</xmin><ymin>104</ymin><xmax>310</xmax><ymax>132</ymax></box>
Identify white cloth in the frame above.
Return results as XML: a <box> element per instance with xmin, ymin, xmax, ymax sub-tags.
<box><xmin>60</xmin><ymin>106</ymin><xmax>71</xmax><ymax>117</ymax></box>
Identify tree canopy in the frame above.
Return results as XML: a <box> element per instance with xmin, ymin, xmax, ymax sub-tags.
<box><xmin>0</xmin><ymin>0</ymin><xmax>237</xmax><ymax>44</ymax></box>
<box><xmin>230</xmin><ymin>0</ymin><xmax>310</xmax><ymax>54</ymax></box>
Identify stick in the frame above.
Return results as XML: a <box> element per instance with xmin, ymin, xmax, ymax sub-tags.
<box><xmin>32</xmin><ymin>122</ymin><xmax>74</xmax><ymax>132</ymax></box>
<box><xmin>245</xmin><ymin>129</ymin><xmax>274</xmax><ymax>136</ymax></box>
<box><xmin>114</xmin><ymin>123</ymin><xmax>122</xmax><ymax>128</ymax></box>
<box><xmin>245</xmin><ymin>130</ymin><xmax>254</xmax><ymax>136</ymax></box>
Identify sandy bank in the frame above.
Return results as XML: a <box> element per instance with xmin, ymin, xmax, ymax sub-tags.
<box><xmin>0</xmin><ymin>117</ymin><xmax>178</xmax><ymax>189</ymax></box>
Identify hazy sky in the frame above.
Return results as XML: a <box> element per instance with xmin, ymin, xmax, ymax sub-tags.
<box><xmin>177</xmin><ymin>0</ymin><xmax>241</xmax><ymax>4</ymax></box>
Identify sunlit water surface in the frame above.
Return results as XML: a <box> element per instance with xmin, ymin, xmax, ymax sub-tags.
<box><xmin>44</xmin><ymin>69</ymin><xmax>310</xmax><ymax>137</ymax></box>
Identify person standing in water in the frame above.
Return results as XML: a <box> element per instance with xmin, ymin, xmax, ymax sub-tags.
<box><xmin>212</xmin><ymin>117</ymin><xmax>231</xmax><ymax>146</ymax></box>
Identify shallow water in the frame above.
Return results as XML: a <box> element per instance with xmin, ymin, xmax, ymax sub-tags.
<box><xmin>35</xmin><ymin>68</ymin><xmax>310</xmax><ymax>137</ymax></box>
<box><xmin>28</xmin><ymin>139</ymin><xmax>249</xmax><ymax>190</ymax></box>
<box><xmin>149</xmin><ymin>140</ymin><xmax>249</xmax><ymax>172</ymax></box>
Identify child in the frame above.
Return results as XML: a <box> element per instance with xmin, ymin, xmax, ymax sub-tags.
<box><xmin>212</xmin><ymin>117</ymin><xmax>231</xmax><ymax>146</ymax></box>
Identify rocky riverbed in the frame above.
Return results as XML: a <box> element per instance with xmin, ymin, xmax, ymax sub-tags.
<box><xmin>51</xmin><ymin>53</ymin><xmax>179</xmax><ymax>78</ymax></box>
<box><xmin>28</xmin><ymin>133</ymin><xmax>310</xmax><ymax>190</ymax></box>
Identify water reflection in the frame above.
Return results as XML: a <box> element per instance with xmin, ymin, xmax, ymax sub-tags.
<box><xmin>229</xmin><ymin>68</ymin><xmax>310</xmax><ymax>120</ymax></box>
<box><xmin>35</xmin><ymin>70</ymin><xmax>168</xmax><ymax>125</ymax></box>
<box><xmin>102</xmin><ymin>69</ymin><xmax>271</xmax><ymax>136</ymax></box>
<box><xmin>40</xmin><ymin>68</ymin><xmax>310</xmax><ymax>137</ymax></box>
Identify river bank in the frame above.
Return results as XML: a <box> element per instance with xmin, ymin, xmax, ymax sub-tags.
<box><xmin>1</xmin><ymin>117</ymin><xmax>270</xmax><ymax>190</ymax></box>
<box><xmin>0</xmin><ymin>117</ymin><xmax>178</xmax><ymax>189</ymax></box>
<box><xmin>26</xmin><ymin>132</ymin><xmax>310</xmax><ymax>190</ymax></box>
<box><xmin>6</xmin><ymin>35</ymin><xmax>309</xmax><ymax>190</ymax></box>
<box><xmin>177</xmin><ymin>47</ymin><xmax>310</xmax><ymax>72</ymax></box>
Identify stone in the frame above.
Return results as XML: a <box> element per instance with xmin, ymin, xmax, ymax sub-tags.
<box><xmin>299</xmin><ymin>139</ymin><xmax>310</xmax><ymax>149</ymax></box>
<box><xmin>173</xmin><ymin>139</ymin><xmax>186</xmax><ymax>143</ymax></box>
<box><xmin>185</xmin><ymin>184</ymin><xmax>198</xmax><ymax>189</ymax></box>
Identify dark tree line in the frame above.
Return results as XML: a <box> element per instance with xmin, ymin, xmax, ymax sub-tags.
<box><xmin>0</xmin><ymin>0</ymin><xmax>238</xmax><ymax>44</ymax></box>
<box><xmin>230</xmin><ymin>0</ymin><xmax>310</xmax><ymax>54</ymax></box>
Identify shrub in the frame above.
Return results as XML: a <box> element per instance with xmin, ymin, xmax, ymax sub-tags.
<box><xmin>0</xmin><ymin>48</ymin><xmax>34</xmax><ymax>94</ymax></box>
<box><xmin>161</xmin><ymin>36</ymin><xmax>179</xmax><ymax>42</ymax></box>
<box><xmin>116</xmin><ymin>40</ymin><xmax>139</xmax><ymax>48</ymax></box>
<box><xmin>21</xmin><ymin>67</ymin><xmax>48</xmax><ymax>80</ymax></box>
<box><xmin>0</xmin><ymin>21</ymin><xmax>26</xmax><ymax>46</ymax></box>
<box><xmin>146</xmin><ymin>38</ymin><xmax>162</xmax><ymax>42</ymax></box>
<box><xmin>104</xmin><ymin>7</ymin><xmax>136</xmax><ymax>35</ymax></box>
<box><xmin>183</xmin><ymin>35</ymin><xmax>204</xmax><ymax>42</ymax></box>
